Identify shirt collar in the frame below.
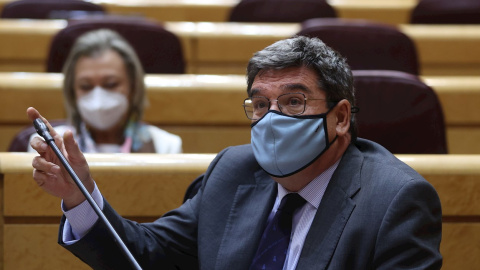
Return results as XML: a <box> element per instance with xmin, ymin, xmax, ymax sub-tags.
<box><xmin>277</xmin><ymin>158</ymin><xmax>341</xmax><ymax>209</ymax></box>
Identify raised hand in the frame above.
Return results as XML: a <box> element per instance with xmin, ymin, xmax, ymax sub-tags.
<box><xmin>27</xmin><ymin>107</ymin><xmax>94</xmax><ymax>209</ymax></box>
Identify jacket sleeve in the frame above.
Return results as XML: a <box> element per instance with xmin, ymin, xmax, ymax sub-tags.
<box><xmin>57</xmin><ymin>146</ymin><xmax>233</xmax><ymax>269</ymax></box>
<box><xmin>373</xmin><ymin>178</ymin><xmax>443</xmax><ymax>270</ymax></box>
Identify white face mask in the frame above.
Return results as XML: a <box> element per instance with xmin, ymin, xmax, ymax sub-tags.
<box><xmin>76</xmin><ymin>87</ymin><xmax>129</xmax><ymax>131</ymax></box>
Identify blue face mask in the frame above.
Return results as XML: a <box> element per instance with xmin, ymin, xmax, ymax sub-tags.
<box><xmin>251</xmin><ymin>109</ymin><xmax>336</xmax><ymax>178</ymax></box>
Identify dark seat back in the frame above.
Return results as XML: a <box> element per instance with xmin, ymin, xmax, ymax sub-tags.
<box><xmin>353</xmin><ymin>70</ymin><xmax>447</xmax><ymax>154</ymax></box>
<box><xmin>46</xmin><ymin>17</ymin><xmax>185</xmax><ymax>74</ymax></box>
<box><xmin>229</xmin><ymin>0</ymin><xmax>336</xmax><ymax>23</ymax></box>
<box><xmin>297</xmin><ymin>18</ymin><xmax>420</xmax><ymax>75</ymax></box>
<box><xmin>411</xmin><ymin>0</ymin><xmax>480</xmax><ymax>24</ymax></box>
<box><xmin>0</xmin><ymin>0</ymin><xmax>104</xmax><ymax>19</ymax></box>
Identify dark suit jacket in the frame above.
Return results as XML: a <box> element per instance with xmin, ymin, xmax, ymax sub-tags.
<box><xmin>60</xmin><ymin>138</ymin><xmax>442</xmax><ymax>269</ymax></box>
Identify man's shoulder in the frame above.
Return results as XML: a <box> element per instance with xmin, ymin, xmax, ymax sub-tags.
<box><xmin>216</xmin><ymin>144</ymin><xmax>256</xmax><ymax>163</ymax></box>
<box><xmin>207</xmin><ymin>144</ymin><xmax>260</xmax><ymax>173</ymax></box>
<box><xmin>201</xmin><ymin>144</ymin><xmax>263</xmax><ymax>189</ymax></box>
<box><xmin>222</xmin><ymin>144</ymin><xmax>254</xmax><ymax>155</ymax></box>
<box><xmin>352</xmin><ymin>138</ymin><xmax>423</xmax><ymax>180</ymax></box>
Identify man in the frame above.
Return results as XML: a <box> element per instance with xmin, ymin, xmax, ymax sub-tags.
<box><xmin>29</xmin><ymin>36</ymin><xmax>442</xmax><ymax>269</ymax></box>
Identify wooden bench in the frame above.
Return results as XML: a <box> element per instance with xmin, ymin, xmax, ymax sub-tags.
<box><xmin>1</xmin><ymin>72</ymin><xmax>480</xmax><ymax>154</ymax></box>
<box><xmin>0</xmin><ymin>152</ymin><xmax>479</xmax><ymax>269</ymax></box>
<box><xmin>0</xmin><ymin>19</ymin><xmax>480</xmax><ymax>76</ymax></box>
<box><xmin>0</xmin><ymin>0</ymin><xmax>418</xmax><ymax>25</ymax></box>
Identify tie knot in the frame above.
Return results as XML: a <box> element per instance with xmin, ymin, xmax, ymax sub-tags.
<box><xmin>278</xmin><ymin>193</ymin><xmax>306</xmax><ymax>216</ymax></box>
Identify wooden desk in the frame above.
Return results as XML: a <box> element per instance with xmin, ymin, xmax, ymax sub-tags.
<box><xmin>0</xmin><ymin>20</ymin><xmax>480</xmax><ymax>76</ymax></box>
<box><xmin>0</xmin><ymin>152</ymin><xmax>214</xmax><ymax>270</ymax></box>
<box><xmin>1</xmin><ymin>72</ymin><xmax>480</xmax><ymax>154</ymax></box>
<box><xmin>0</xmin><ymin>152</ymin><xmax>479</xmax><ymax>269</ymax></box>
<box><xmin>0</xmin><ymin>0</ymin><xmax>417</xmax><ymax>25</ymax></box>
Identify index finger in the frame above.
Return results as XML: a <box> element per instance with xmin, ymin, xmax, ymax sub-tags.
<box><xmin>26</xmin><ymin>107</ymin><xmax>59</xmax><ymax>138</ymax></box>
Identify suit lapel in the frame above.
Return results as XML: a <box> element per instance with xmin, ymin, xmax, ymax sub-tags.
<box><xmin>214</xmin><ymin>169</ymin><xmax>277</xmax><ymax>270</ymax></box>
<box><xmin>296</xmin><ymin>145</ymin><xmax>363</xmax><ymax>270</ymax></box>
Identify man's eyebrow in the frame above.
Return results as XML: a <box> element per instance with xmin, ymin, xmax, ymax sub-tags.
<box><xmin>250</xmin><ymin>83</ymin><xmax>314</xmax><ymax>96</ymax></box>
<box><xmin>250</xmin><ymin>88</ymin><xmax>261</xmax><ymax>96</ymax></box>
<box><xmin>282</xmin><ymin>83</ymin><xmax>313</xmax><ymax>94</ymax></box>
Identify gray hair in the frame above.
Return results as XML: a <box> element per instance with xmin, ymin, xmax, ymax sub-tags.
<box><xmin>62</xmin><ymin>28</ymin><xmax>146</xmax><ymax>132</ymax></box>
<box><xmin>246</xmin><ymin>35</ymin><xmax>357</xmax><ymax>141</ymax></box>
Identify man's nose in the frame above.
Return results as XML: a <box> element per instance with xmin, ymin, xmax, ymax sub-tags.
<box><xmin>269</xmin><ymin>100</ymin><xmax>281</xmax><ymax>112</ymax></box>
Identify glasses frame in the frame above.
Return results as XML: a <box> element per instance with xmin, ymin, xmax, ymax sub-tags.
<box><xmin>242</xmin><ymin>92</ymin><xmax>326</xmax><ymax>120</ymax></box>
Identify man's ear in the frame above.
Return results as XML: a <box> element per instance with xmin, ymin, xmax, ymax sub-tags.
<box><xmin>334</xmin><ymin>99</ymin><xmax>351</xmax><ymax>136</ymax></box>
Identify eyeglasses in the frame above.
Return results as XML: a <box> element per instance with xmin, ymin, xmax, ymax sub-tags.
<box><xmin>243</xmin><ymin>92</ymin><xmax>326</xmax><ymax>120</ymax></box>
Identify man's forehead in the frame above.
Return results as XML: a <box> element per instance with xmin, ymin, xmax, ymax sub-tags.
<box><xmin>255</xmin><ymin>66</ymin><xmax>317</xmax><ymax>77</ymax></box>
<box><xmin>251</xmin><ymin>67</ymin><xmax>321</xmax><ymax>93</ymax></box>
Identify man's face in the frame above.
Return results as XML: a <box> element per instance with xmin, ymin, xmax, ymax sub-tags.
<box><xmin>250</xmin><ymin>66</ymin><xmax>345</xmax><ymax>189</ymax></box>
<box><xmin>250</xmin><ymin>66</ymin><xmax>329</xmax><ymax>118</ymax></box>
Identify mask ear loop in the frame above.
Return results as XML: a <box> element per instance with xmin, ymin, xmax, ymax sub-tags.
<box><xmin>323</xmin><ymin>101</ymin><xmax>357</xmax><ymax>146</ymax></box>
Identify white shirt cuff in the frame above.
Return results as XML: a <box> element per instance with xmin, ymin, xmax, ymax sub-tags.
<box><xmin>61</xmin><ymin>183</ymin><xmax>104</xmax><ymax>244</ymax></box>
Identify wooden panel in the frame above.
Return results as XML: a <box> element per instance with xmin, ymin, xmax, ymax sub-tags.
<box><xmin>4</xmin><ymin>225</ymin><xmax>90</xmax><ymax>270</ymax></box>
<box><xmin>447</xmin><ymin>128</ymin><xmax>480</xmax><ymax>154</ymax></box>
<box><xmin>163</xmin><ymin>126</ymin><xmax>251</xmax><ymax>154</ymax></box>
<box><xmin>330</xmin><ymin>0</ymin><xmax>415</xmax><ymax>25</ymax></box>
<box><xmin>3</xmin><ymin>173</ymin><xmax>193</xmax><ymax>217</ymax></box>
<box><xmin>441</xmin><ymin>223</ymin><xmax>480</xmax><ymax>270</ymax></box>
<box><xmin>174</xmin><ymin>22</ymin><xmax>480</xmax><ymax>76</ymax></box>
<box><xmin>98</xmin><ymin>0</ymin><xmax>235</xmax><ymax>22</ymax></box>
<box><xmin>423</xmin><ymin>76</ymin><xmax>480</xmax><ymax>125</ymax></box>
<box><xmin>400</xmin><ymin>25</ymin><xmax>480</xmax><ymax>65</ymax></box>
<box><xmin>397</xmin><ymin>155</ymin><xmax>480</xmax><ymax>217</ymax></box>
<box><xmin>0</xmin><ymin>20</ymin><xmax>65</xmax><ymax>73</ymax></box>
<box><xmin>426</xmin><ymin>174</ymin><xmax>480</xmax><ymax>216</ymax></box>
<box><xmin>1</xmin><ymin>20</ymin><xmax>480</xmax><ymax>75</ymax></box>
<box><xmin>2</xmin><ymin>153</ymin><xmax>215</xmax><ymax>217</ymax></box>
<box><xmin>3</xmin><ymin>153</ymin><xmax>480</xmax><ymax>217</ymax></box>
<box><xmin>0</xmin><ymin>73</ymin><xmax>65</xmax><ymax>124</ymax></box>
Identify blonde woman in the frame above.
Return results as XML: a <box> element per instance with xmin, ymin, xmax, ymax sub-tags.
<box><xmin>28</xmin><ymin>29</ymin><xmax>181</xmax><ymax>153</ymax></box>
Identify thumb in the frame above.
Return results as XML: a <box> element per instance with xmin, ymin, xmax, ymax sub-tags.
<box><xmin>62</xmin><ymin>129</ymin><xmax>93</xmax><ymax>193</ymax></box>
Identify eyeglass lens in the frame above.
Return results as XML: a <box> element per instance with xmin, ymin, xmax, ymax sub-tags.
<box><xmin>244</xmin><ymin>93</ymin><xmax>307</xmax><ymax>120</ymax></box>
